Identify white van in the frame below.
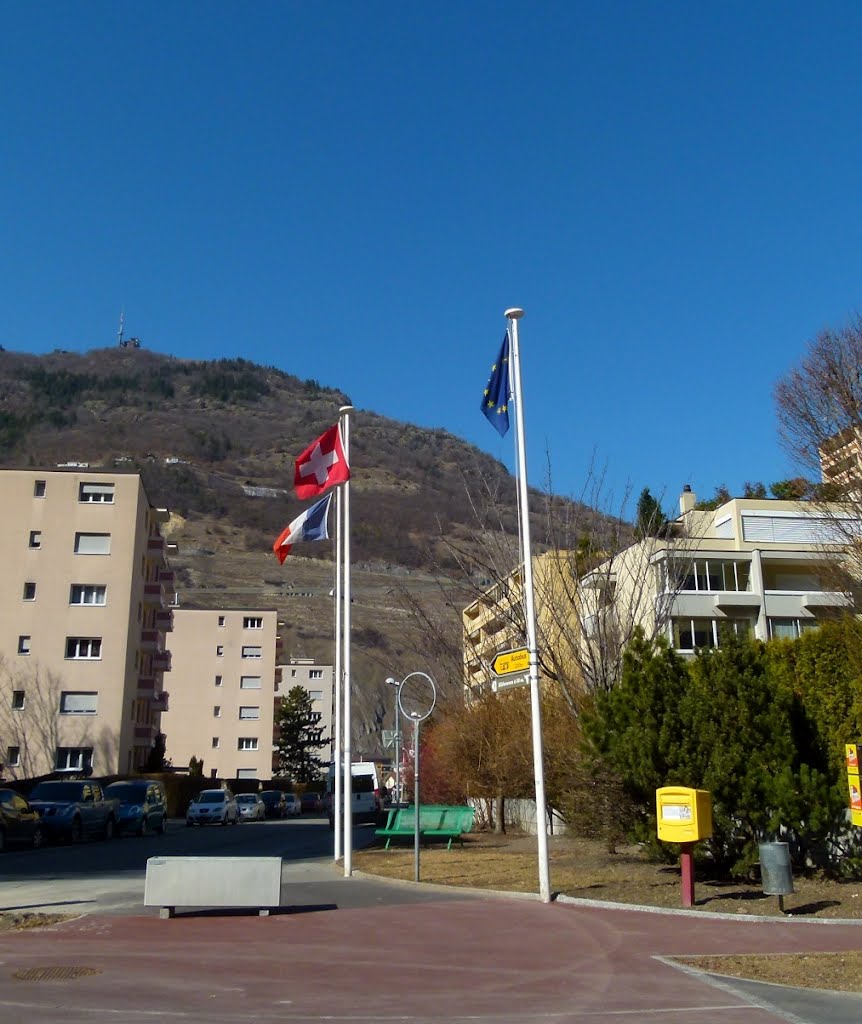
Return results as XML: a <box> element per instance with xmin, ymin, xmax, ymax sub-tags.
<box><xmin>327</xmin><ymin>761</ymin><xmax>384</xmax><ymax>828</ymax></box>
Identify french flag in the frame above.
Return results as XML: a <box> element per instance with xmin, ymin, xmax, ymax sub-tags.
<box><xmin>272</xmin><ymin>493</ymin><xmax>333</xmax><ymax>565</ymax></box>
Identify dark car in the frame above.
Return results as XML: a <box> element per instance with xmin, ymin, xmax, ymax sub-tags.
<box><xmin>259</xmin><ymin>790</ymin><xmax>286</xmax><ymax>819</ymax></box>
<box><xmin>104</xmin><ymin>780</ymin><xmax>168</xmax><ymax>836</ymax></box>
<box><xmin>300</xmin><ymin>791</ymin><xmax>322</xmax><ymax>814</ymax></box>
<box><xmin>0</xmin><ymin>788</ymin><xmax>46</xmax><ymax>851</ymax></box>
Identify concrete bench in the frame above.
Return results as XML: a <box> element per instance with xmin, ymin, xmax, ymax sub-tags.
<box><xmin>375</xmin><ymin>805</ymin><xmax>475</xmax><ymax>850</ymax></box>
<box><xmin>145</xmin><ymin>856</ymin><xmax>282</xmax><ymax>919</ymax></box>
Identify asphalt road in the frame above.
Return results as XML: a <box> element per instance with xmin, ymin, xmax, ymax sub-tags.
<box><xmin>0</xmin><ymin>813</ymin><xmax>469</xmax><ymax>916</ymax></box>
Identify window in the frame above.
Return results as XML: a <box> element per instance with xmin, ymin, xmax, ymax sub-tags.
<box><xmin>33</xmin><ymin>479</ymin><xmax>46</xmax><ymax>497</ymax></box>
<box><xmin>309</xmin><ymin>669</ymin><xmax>323</xmax><ymax>679</ymax></box>
<box><xmin>12</xmin><ymin>691</ymin><xmax>25</xmax><ymax>710</ymax></box>
<box><xmin>216</xmin><ymin>645</ymin><xmax>224</xmax><ymax>657</ymax></box>
<box><xmin>214</xmin><ymin>675</ymin><xmax>223</xmax><ymax>687</ymax></box>
<box><xmin>55</xmin><ymin>747</ymin><xmax>93</xmax><ymax>772</ymax></box>
<box><xmin>218</xmin><ymin>615</ymin><xmax>225</xmax><ymax>627</ymax></box>
<box><xmin>29</xmin><ymin>531</ymin><xmax>42</xmax><ymax>549</ymax></box>
<box><xmin>291</xmin><ymin>669</ymin><xmax>297</xmax><ymax>677</ymax></box>
<box><xmin>18</xmin><ymin>636</ymin><xmax>31</xmax><ymax>655</ymax></box>
<box><xmin>243</xmin><ymin>616</ymin><xmax>263</xmax><ymax>629</ymax></box>
<box><xmin>671</xmin><ymin>618</ymin><xmax>717</xmax><ymax>652</ymax></box>
<box><xmin>236</xmin><ymin>768</ymin><xmax>258</xmax><ymax>779</ymax></box>
<box><xmin>70</xmin><ymin>584</ymin><xmax>107</xmax><ymax>605</ymax></box>
<box><xmin>74</xmin><ymin>533</ymin><xmax>111</xmax><ymax>555</ymax></box>
<box><xmin>239</xmin><ymin>706</ymin><xmax>260</xmax><ymax>720</ymax></box>
<box><xmin>768</xmin><ymin>618</ymin><xmax>820</xmax><ymax>640</ymax></box>
<box><xmin>60</xmin><ymin>691</ymin><xmax>98</xmax><ymax>715</ymax></box>
<box><xmin>212</xmin><ymin>737</ymin><xmax>220</xmax><ymax>748</ymax></box>
<box><xmin>238</xmin><ymin>737</ymin><xmax>259</xmax><ymax>751</ymax></box>
<box><xmin>7</xmin><ymin>747</ymin><xmax>20</xmax><ymax>767</ymax></box>
<box><xmin>309</xmin><ymin>690</ymin><xmax>323</xmax><ymax>700</ymax></box>
<box><xmin>241</xmin><ymin>646</ymin><xmax>262</xmax><ymax>659</ymax></box>
<box><xmin>65</xmin><ymin>637</ymin><xmax>102</xmax><ymax>660</ymax></box>
<box><xmin>23</xmin><ymin>582</ymin><xmax>36</xmax><ymax>601</ymax></box>
<box><xmin>213</xmin><ymin>706</ymin><xmax>221</xmax><ymax>718</ymax></box>
<box><xmin>79</xmin><ymin>482</ymin><xmax>115</xmax><ymax>503</ymax></box>
<box><xmin>240</xmin><ymin>676</ymin><xmax>261</xmax><ymax>689</ymax></box>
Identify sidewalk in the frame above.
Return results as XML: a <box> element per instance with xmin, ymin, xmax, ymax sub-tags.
<box><xmin>1</xmin><ymin>882</ymin><xmax>861</xmax><ymax>1023</ymax></box>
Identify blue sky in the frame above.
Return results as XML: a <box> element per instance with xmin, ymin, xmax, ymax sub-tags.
<box><xmin>4</xmin><ymin>3</ymin><xmax>862</xmax><ymax>518</ymax></box>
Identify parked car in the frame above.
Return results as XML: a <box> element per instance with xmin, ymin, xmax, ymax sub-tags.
<box><xmin>236</xmin><ymin>793</ymin><xmax>265</xmax><ymax>821</ymax></box>
<box><xmin>28</xmin><ymin>780</ymin><xmax>120</xmax><ymax>842</ymax></box>
<box><xmin>186</xmin><ymin>788</ymin><xmax>239</xmax><ymax>826</ymax></box>
<box><xmin>259</xmin><ymin>790</ymin><xmax>287</xmax><ymax>819</ymax></box>
<box><xmin>104</xmin><ymin>780</ymin><xmax>168</xmax><ymax>836</ymax></box>
<box><xmin>283</xmin><ymin>793</ymin><xmax>301</xmax><ymax>817</ymax></box>
<box><xmin>0</xmin><ymin>789</ymin><xmax>46</xmax><ymax>851</ymax></box>
<box><xmin>300</xmin><ymin>791</ymin><xmax>323</xmax><ymax>814</ymax></box>
<box><xmin>326</xmin><ymin>762</ymin><xmax>385</xmax><ymax>828</ymax></box>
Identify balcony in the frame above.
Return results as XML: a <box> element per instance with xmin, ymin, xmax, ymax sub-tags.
<box><xmin>137</xmin><ymin>675</ymin><xmax>156</xmax><ymax>696</ymax></box>
<box><xmin>159</xmin><ymin>568</ymin><xmax>175</xmax><ymax>587</ymax></box>
<box><xmin>147</xmin><ymin>536</ymin><xmax>166</xmax><ymax>555</ymax></box>
<box><xmin>155</xmin><ymin>609</ymin><xmax>173</xmax><ymax>632</ymax></box>
<box><xmin>801</xmin><ymin>590</ymin><xmax>853</xmax><ymax>610</ymax></box>
<box><xmin>134</xmin><ymin>724</ymin><xmax>157</xmax><ymax>742</ymax></box>
<box><xmin>143</xmin><ymin>581</ymin><xmax>166</xmax><ymax>607</ymax></box>
<box><xmin>153</xmin><ymin>649</ymin><xmax>172</xmax><ymax>673</ymax></box>
<box><xmin>140</xmin><ymin>629</ymin><xmax>162</xmax><ymax>653</ymax></box>
<box><xmin>151</xmin><ymin>691</ymin><xmax>170</xmax><ymax>713</ymax></box>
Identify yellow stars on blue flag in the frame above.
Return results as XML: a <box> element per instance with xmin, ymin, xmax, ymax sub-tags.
<box><xmin>481</xmin><ymin>332</ymin><xmax>511</xmax><ymax>436</ymax></box>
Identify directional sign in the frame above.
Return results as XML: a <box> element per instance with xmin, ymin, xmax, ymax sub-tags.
<box><xmin>491</xmin><ymin>647</ymin><xmax>530</xmax><ymax>677</ymax></box>
<box><xmin>492</xmin><ymin>672</ymin><xmax>529</xmax><ymax>693</ymax></box>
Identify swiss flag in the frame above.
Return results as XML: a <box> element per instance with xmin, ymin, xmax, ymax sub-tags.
<box><xmin>294</xmin><ymin>424</ymin><xmax>350</xmax><ymax>500</ymax></box>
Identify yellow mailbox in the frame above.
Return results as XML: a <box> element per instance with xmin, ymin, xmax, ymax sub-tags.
<box><xmin>656</xmin><ymin>787</ymin><xmax>713</xmax><ymax>843</ymax></box>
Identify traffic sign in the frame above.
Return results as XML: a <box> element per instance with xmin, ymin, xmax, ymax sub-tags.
<box><xmin>491</xmin><ymin>647</ymin><xmax>530</xmax><ymax>676</ymax></box>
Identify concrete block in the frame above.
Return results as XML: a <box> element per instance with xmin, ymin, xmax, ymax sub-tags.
<box><xmin>145</xmin><ymin>856</ymin><xmax>282</xmax><ymax>915</ymax></box>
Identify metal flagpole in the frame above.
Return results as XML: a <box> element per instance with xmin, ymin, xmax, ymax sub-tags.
<box><xmin>505</xmin><ymin>307</ymin><xmax>551</xmax><ymax>903</ymax></box>
<box><xmin>333</xmin><ymin>484</ymin><xmax>343</xmax><ymax>862</ymax></box>
<box><xmin>340</xmin><ymin>405</ymin><xmax>354</xmax><ymax>876</ymax></box>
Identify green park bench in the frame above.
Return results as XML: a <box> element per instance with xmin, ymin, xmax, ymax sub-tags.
<box><xmin>375</xmin><ymin>804</ymin><xmax>475</xmax><ymax>850</ymax></box>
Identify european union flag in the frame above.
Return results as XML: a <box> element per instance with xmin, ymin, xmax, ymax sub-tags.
<box><xmin>480</xmin><ymin>332</ymin><xmax>510</xmax><ymax>436</ymax></box>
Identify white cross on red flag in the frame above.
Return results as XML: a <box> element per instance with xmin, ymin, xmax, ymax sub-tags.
<box><xmin>294</xmin><ymin>423</ymin><xmax>350</xmax><ymax>500</ymax></box>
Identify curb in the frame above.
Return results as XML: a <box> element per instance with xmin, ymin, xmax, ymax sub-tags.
<box><xmin>347</xmin><ymin>864</ymin><xmax>862</xmax><ymax>925</ymax></box>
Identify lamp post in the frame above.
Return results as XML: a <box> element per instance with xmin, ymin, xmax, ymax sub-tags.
<box><xmin>385</xmin><ymin>677</ymin><xmax>401</xmax><ymax>804</ymax></box>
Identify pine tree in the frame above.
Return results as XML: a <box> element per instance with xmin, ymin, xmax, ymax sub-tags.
<box><xmin>275</xmin><ymin>686</ymin><xmax>329</xmax><ymax>782</ymax></box>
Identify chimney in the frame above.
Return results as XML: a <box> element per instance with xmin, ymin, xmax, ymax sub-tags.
<box><xmin>679</xmin><ymin>485</ymin><xmax>696</xmax><ymax>515</ymax></box>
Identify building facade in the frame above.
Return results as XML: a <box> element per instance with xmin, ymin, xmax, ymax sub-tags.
<box><xmin>0</xmin><ymin>469</ymin><xmax>173</xmax><ymax>778</ymax></box>
<box><xmin>162</xmin><ymin>608</ymin><xmax>282</xmax><ymax>780</ymax></box>
<box><xmin>463</xmin><ymin>488</ymin><xmax>859</xmax><ymax>697</ymax></box>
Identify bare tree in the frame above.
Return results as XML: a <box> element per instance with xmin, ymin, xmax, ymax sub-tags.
<box><xmin>775</xmin><ymin>316</ymin><xmax>862</xmax><ymax>590</ymax></box>
<box><xmin>0</xmin><ymin>656</ymin><xmax>93</xmax><ymax>779</ymax></box>
<box><xmin>406</xmin><ymin>455</ymin><xmax>696</xmax><ymax>714</ymax></box>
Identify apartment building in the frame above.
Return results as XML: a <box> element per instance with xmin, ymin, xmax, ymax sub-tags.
<box><xmin>0</xmin><ymin>469</ymin><xmax>174</xmax><ymax>778</ymax></box>
<box><xmin>276</xmin><ymin>658</ymin><xmax>333</xmax><ymax>761</ymax></box>
<box><xmin>162</xmin><ymin>608</ymin><xmax>282</xmax><ymax>780</ymax></box>
<box><xmin>463</xmin><ymin>488</ymin><xmax>860</xmax><ymax>695</ymax></box>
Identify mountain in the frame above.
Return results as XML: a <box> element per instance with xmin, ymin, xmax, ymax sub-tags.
<box><xmin>0</xmin><ymin>346</ymin><xmax>590</xmax><ymax>755</ymax></box>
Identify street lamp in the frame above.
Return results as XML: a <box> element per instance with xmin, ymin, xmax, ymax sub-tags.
<box><xmin>385</xmin><ymin>677</ymin><xmax>401</xmax><ymax>804</ymax></box>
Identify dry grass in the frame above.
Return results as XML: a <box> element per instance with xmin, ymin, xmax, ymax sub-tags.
<box><xmin>354</xmin><ymin>831</ymin><xmax>862</xmax><ymax>993</ymax></box>
<box><xmin>0</xmin><ymin>913</ymin><xmax>72</xmax><ymax>932</ymax></box>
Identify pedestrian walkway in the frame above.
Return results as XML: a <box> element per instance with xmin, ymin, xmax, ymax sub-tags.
<box><xmin>0</xmin><ymin>890</ymin><xmax>861</xmax><ymax>1023</ymax></box>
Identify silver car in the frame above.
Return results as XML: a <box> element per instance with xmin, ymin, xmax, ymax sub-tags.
<box><xmin>186</xmin><ymin>788</ymin><xmax>239</xmax><ymax>826</ymax></box>
<box><xmin>236</xmin><ymin>793</ymin><xmax>265</xmax><ymax>821</ymax></box>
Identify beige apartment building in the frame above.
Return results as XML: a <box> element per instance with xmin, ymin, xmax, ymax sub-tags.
<box><xmin>463</xmin><ymin>487</ymin><xmax>860</xmax><ymax>696</ymax></box>
<box><xmin>0</xmin><ymin>469</ymin><xmax>174</xmax><ymax>778</ymax></box>
<box><xmin>162</xmin><ymin>608</ymin><xmax>283</xmax><ymax>781</ymax></box>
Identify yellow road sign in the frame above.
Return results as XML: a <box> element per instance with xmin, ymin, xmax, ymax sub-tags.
<box><xmin>491</xmin><ymin>647</ymin><xmax>530</xmax><ymax>676</ymax></box>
